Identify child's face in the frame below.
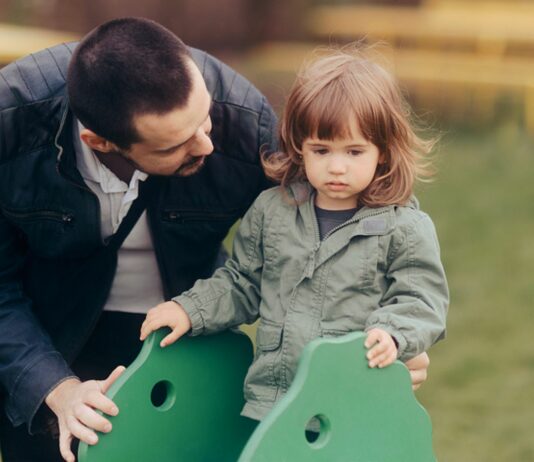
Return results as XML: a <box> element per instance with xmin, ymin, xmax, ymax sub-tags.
<box><xmin>301</xmin><ymin>127</ymin><xmax>381</xmax><ymax>210</ymax></box>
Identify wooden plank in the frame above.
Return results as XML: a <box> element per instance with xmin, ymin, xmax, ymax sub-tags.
<box><xmin>244</xmin><ymin>42</ymin><xmax>534</xmax><ymax>129</ymax></box>
<box><xmin>247</xmin><ymin>43</ymin><xmax>534</xmax><ymax>89</ymax></box>
<box><xmin>0</xmin><ymin>22</ymin><xmax>78</xmax><ymax>64</ymax></box>
<box><xmin>307</xmin><ymin>5</ymin><xmax>534</xmax><ymax>53</ymax></box>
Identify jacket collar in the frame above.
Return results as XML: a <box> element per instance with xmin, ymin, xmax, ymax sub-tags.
<box><xmin>54</xmin><ymin>96</ymin><xmax>88</xmax><ymax>187</ymax></box>
<box><xmin>289</xmin><ymin>181</ymin><xmax>401</xmax><ymax>236</ymax></box>
<box><xmin>288</xmin><ymin>181</ymin><xmax>412</xmax><ymax>272</ymax></box>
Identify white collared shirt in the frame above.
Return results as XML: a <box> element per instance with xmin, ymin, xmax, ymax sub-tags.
<box><xmin>74</xmin><ymin>121</ymin><xmax>149</xmax><ymax>239</ymax></box>
<box><xmin>73</xmin><ymin>121</ymin><xmax>165</xmax><ymax>313</ymax></box>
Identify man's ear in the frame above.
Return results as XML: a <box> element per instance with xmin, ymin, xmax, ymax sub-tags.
<box><xmin>80</xmin><ymin>129</ymin><xmax>118</xmax><ymax>153</ymax></box>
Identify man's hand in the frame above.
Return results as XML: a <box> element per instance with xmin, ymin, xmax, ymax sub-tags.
<box><xmin>45</xmin><ymin>366</ymin><xmax>125</xmax><ymax>462</ymax></box>
<box><xmin>140</xmin><ymin>301</ymin><xmax>192</xmax><ymax>347</ymax></box>
<box><xmin>405</xmin><ymin>352</ymin><xmax>430</xmax><ymax>390</ymax></box>
<box><xmin>364</xmin><ymin>328</ymin><xmax>398</xmax><ymax>368</ymax></box>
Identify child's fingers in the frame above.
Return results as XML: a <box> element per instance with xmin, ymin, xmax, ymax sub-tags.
<box><xmin>160</xmin><ymin>326</ymin><xmax>188</xmax><ymax>347</ymax></box>
<box><xmin>369</xmin><ymin>347</ymin><xmax>396</xmax><ymax>368</ymax></box>
<box><xmin>140</xmin><ymin>317</ymin><xmax>168</xmax><ymax>341</ymax></box>
<box><xmin>366</xmin><ymin>341</ymin><xmax>388</xmax><ymax>364</ymax></box>
<box><xmin>365</xmin><ymin>328</ymin><xmax>397</xmax><ymax>368</ymax></box>
<box><xmin>139</xmin><ymin>319</ymin><xmax>154</xmax><ymax>341</ymax></box>
<box><xmin>364</xmin><ymin>329</ymin><xmax>381</xmax><ymax>349</ymax></box>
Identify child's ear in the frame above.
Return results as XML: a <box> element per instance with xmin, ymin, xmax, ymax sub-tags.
<box><xmin>378</xmin><ymin>152</ymin><xmax>387</xmax><ymax>165</ymax></box>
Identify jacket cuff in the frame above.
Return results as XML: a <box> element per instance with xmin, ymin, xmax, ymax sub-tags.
<box><xmin>5</xmin><ymin>351</ymin><xmax>75</xmax><ymax>434</ymax></box>
<box><xmin>172</xmin><ymin>295</ymin><xmax>205</xmax><ymax>336</ymax></box>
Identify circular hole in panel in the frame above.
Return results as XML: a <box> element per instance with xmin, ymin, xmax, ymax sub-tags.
<box><xmin>150</xmin><ymin>380</ymin><xmax>175</xmax><ymax>411</ymax></box>
<box><xmin>305</xmin><ymin>414</ymin><xmax>331</xmax><ymax>448</ymax></box>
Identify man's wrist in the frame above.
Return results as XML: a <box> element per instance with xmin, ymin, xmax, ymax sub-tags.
<box><xmin>45</xmin><ymin>377</ymin><xmax>80</xmax><ymax>412</ymax></box>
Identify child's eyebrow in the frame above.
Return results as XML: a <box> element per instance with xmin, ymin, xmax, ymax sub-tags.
<box><xmin>345</xmin><ymin>143</ymin><xmax>368</xmax><ymax>148</ymax></box>
<box><xmin>305</xmin><ymin>141</ymin><xmax>368</xmax><ymax>148</ymax></box>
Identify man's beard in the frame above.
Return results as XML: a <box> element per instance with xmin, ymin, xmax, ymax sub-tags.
<box><xmin>173</xmin><ymin>155</ymin><xmax>206</xmax><ymax>177</ymax></box>
<box><xmin>117</xmin><ymin>151</ymin><xmax>207</xmax><ymax>177</ymax></box>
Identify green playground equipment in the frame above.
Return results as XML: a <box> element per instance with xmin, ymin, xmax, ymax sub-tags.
<box><xmin>78</xmin><ymin>330</ymin><xmax>436</xmax><ymax>461</ymax></box>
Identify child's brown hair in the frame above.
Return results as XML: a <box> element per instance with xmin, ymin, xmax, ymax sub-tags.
<box><xmin>262</xmin><ymin>45</ymin><xmax>436</xmax><ymax>206</ymax></box>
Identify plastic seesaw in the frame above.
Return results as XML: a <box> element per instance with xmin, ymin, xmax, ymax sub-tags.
<box><xmin>78</xmin><ymin>330</ymin><xmax>436</xmax><ymax>461</ymax></box>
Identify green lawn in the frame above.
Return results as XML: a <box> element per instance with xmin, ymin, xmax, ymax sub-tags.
<box><xmin>414</xmin><ymin>121</ymin><xmax>534</xmax><ymax>461</ymax></box>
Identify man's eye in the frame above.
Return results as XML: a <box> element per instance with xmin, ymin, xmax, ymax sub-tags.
<box><xmin>161</xmin><ymin>146</ymin><xmax>181</xmax><ymax>155</ymax></box>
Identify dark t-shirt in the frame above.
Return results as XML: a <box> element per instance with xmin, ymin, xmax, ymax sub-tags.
<box><xmin>314</xmin><ymin>206</ymin><xmax>359</xmax><ymax>240</ymax></box>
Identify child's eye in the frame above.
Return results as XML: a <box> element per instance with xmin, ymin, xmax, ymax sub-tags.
<box><xmin>349</xmin><ymin>150</ymin><xmax>363</xmax><ymax>156</ymax></box>
<box><xmin>313</xmin><ymin>149</ymin><xmax>329</xmax><ymax>155</ymax></box>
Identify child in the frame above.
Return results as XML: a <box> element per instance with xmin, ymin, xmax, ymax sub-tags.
<box><xmin>140</xmin><ymin>47</ymin><xmax>448</xmax><ymax>422</ymax></box>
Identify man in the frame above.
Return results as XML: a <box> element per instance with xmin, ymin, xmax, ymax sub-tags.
<box><xmin>0</xmin><ymin>17</ymin><xmax>429</xmax><ymax>462</ymax></box>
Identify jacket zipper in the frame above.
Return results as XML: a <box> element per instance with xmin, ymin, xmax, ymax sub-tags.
<box><xmin>3</xmin><ymin>209</ymin><xmax>74</xmax><ymax>224</ymax></box>
<box><xmin>322</xmin><ymin>208</ymin><xmax>390</xmax><ymax>241</ymax></box>
<box><xmin>162</xmin><ymin>210</ymin><xmax>236</xmax><ymax>223</ymax></box>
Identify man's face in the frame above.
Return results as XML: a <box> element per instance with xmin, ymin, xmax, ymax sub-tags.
<box><xmin>120</xmin><ymin>59</ymin><xmax>214</xmax><ymax>177</ymax></box>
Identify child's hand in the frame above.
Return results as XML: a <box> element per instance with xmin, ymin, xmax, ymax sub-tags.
<box><xmin>364</xmin><ymin>328</ymin><xmax>398</xmax><ymax>368</ymax></box>
<box><xmin>140</xmin><ymin>301</ymin><xmax>192</xmax><ymax>347</ymax></box>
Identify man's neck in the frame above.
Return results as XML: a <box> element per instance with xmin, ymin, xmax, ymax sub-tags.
<box><xmin>94</xmin><ymin>150</ymin><xmax>136</xmax><ymax>184</ymax></box>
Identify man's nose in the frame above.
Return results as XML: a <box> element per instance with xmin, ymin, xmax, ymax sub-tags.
<box><xmin>192</xmin><ymin>117</ymin><xmax>214</xmax><ymax>156</ymax></box>
<box><xmin>192</xmin><ymin>128</ymin><xmax>214</xmax><ymax>157</ymax></box>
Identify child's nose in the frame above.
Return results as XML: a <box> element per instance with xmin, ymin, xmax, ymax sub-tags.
<box><xmin>328</xmin><ymin>155</ymin><xmax>348</xmax><ymax>174</ymax></box>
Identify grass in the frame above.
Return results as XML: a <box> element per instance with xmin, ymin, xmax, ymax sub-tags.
<box><xmin>414</xmin><ymin>120</ymin><xmax>534</xmax><ymax>461</ymax></box>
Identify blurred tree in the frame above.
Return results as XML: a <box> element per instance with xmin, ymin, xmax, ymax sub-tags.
<box><xmin>0</xmin><ymin>0</ymin><xmax>312</xmax><ymax>51</ymax></box>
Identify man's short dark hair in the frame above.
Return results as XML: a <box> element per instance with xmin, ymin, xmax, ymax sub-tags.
<box><xmin>68</xmin><ymin>17</ymin><xmax>192</xmax><ymax>149</ymax></box>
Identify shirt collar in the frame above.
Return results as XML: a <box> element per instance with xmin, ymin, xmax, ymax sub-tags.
<box><xmin>73</xmin><ymin>120</ymin><xmax>148</xmax><ymax>194</ymax></box>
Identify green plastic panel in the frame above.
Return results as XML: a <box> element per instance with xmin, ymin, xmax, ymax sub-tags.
<box><xmin>78</xmin><ymin>329</ymin><xmax>256</xmax><ymax>462</ymax></box>
<box><xmin>239</xmin><ymin>332</ymin><xmax>436</xmax><ymax>462</ymax></box>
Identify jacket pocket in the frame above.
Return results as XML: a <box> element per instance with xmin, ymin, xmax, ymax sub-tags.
<box><xmin>2</xmin><ymin>208</ymin><xmax>75</xmax><ymax>258</ymax></box>
<box><xmin>244</xmin><ymin>320</ymin><xmax>283</xmax><ymax>403</ymax></box>
<box><xmin>256</xmin><ymin>321</ymin><xmax>284</xmax><ymax>351</ymax></box>
<box><xmin>161</xmin><ymin>209</ymin><xmax>238</xmax><ymax>255</ymax></box>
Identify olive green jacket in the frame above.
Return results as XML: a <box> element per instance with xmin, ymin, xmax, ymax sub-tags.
<box><xmin>174</xmin><ymin>183</ymin><xmax>448</xmax><ymax>421</ymax></box>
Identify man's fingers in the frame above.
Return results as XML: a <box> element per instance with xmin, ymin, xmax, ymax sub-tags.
<box><xmin>59</xmin><ymin>430</ymin><xmax>75</xmax><ymax>462</ymax></box>
<box><xmin>409</xmin><ymin>368</ymin><xmax>427</xmax><ymax>390</ymax></box>
<box><xmin>67</xmin><ymin>414</ymin><xmax>99</xmax><ymax>446</ymax></box>
<box><xmin>75</xmin><ymin>402</ymin><xmax>113</xmax><ymax>433</ymax></box>
<box><xmin>100</xmin><ymin>366</ymin><xmax>125</xmax><ymax>394</ymax></box>
<box><xmin>85</xmin><ymin>389</ymin><xmax>119</xmax><ymax>417</ymax></box>
<box><xmin>406</xmin><ymin>352</ymin><xmax>430</xmax><ymax>389</ymax></box>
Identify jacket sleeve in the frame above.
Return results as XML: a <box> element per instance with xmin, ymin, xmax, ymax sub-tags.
<box><xmin>365</xmin><ymin>213</ymin><xmax>449</xmax><ymax>361</ymax></box>
<box><xmin>173</xmin><ymin>195</ymin><xmax>265</xmax><ymax>335</ymax></box>
<box><xmin>0</xmin><ymin>211</ymin><xmax>76</xmax><ymax>432</ymax></box>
